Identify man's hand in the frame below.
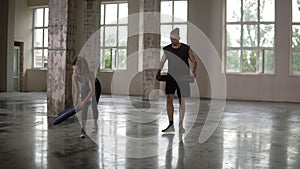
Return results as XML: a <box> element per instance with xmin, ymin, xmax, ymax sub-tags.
<box><xmin>192</xmin><ymin>70</ymin><xmax>197</xmax><ymax>77</ymax></box>
<box><xmin>156</xmin><ymin>69</ymin><xmax>161</xmax><ymax>80</ymax></box>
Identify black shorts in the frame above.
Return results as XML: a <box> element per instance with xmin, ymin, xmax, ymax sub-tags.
<box><xmin>165</xmin><ymin>77</ymin><xmax>190</xmax><ymax>98</ymax></box>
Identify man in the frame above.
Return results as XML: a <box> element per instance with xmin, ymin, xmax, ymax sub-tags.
<box><xmin>157</xmin><ymin>28</ymin><xmax>197</xmax><ymax>133</ymax></box>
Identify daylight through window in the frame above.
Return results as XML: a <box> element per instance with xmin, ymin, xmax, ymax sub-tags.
<box><xmin>33</xmin><ymin>7</ymin><xmax>49</xmax><ymax>69</ymax></box>
<box><xmin>225</xmin><ymin>0</ymin><xmax>275</xmax><ymax>74</ymax></box>
<box><xmin>100</xmin><ymin>2</ymin><xmax>128</xmax><ymax>70</ymax></box>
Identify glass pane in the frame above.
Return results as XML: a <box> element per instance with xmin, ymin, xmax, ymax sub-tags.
<box><xmin>174</xmin><ymin>1</ymin><xmax>187</xmax><ymax>22</ymax></box>
<box><xmin>292</xmin><ymin>51</ymin><xmax>300</xmax><ymax>75</ymax></box>
<box><xmin>105</xmin><ymin>26</ymin><xmax>117</xmax><ymax>46</ymax></box>
<box><xmin>243</xmin><ymin>0</ymin><xmax>258</xmax><ymax>22</ymax></box>
<box><xmin>44</xmin><ymin>8</ymin><xmax>49</xmax><ymax>27</ymax></box>
<box><xmin>292</xmin><ymin>0</ymin><xmax>300</xmax><ymax>22</ymax></box>
<box><xmin>242</xmin><ymin>50</ymin><xmax>258</xmax><ymax>72</ymax></box>
<box><xmin>226</xmin><ymin>50</ymin><xmax>241</xmax><ymax>72</ymax></box>
<box><xmin>34</xmin><ymin>50</ymin><xmax>43</xmax><ymax>68</ymax></box>
<box><xmin>101</xmin><ymin>4</ymin><xmax>105</xmax><ymax>25</ymax></box>
<box><xmin>119</xmin><ymin>3</ymin><xmax>128</xmax><ymax>24</ymax></box>
<box><xmin>104</xmin><ymin>49</ymin><xmax>112</xmax><ymax>69</ymax></box>
<box><xmin>243</xmin><ymin>25</ymin><xmax>258</xmax><ymax>47</ymax></box>
<box><xmin>13</xmin><ymin>49</ymin><xmax>19</xmax><ymax>76</ymax></box>
<box><xmin>34</xmin><ymin>8</ymin><xmax>44</xmax><ymax>27</ymax></box>
<box><xmin>264</xmin><ymin>50</ymin><xmax>274</xmax><ymax>74</ymax></box>
<box><xmin>100</xmin><ymin>27</ymin><xmax>104</xmax><ymax>46</ymax></box>
<box><xmin>174</xmin><ymin>24</ymin><xmax>187</xmax><ymax>43</ymax></box>
<box><xmin>118</xmin><ymin>26</ymin><xmax>128</xmax><ymax>46</ymax></box>
<box><xmin>292</xmin><ymin>25</ymin><xmax>300</xmax><ymax>48</ymax></box>
<box><xmin>117</xmin><ymin>49</ymin><xmax>127</xmax><ymax>70</ymax></box>
<box><xmin>34</xmin><ymin>29</ymin><xmax>44</xmax><ymax>47</ymax></box>
<box><xmin>227</xmin><ymin>0</ymin><xmax>241</xmax><ymax>22</ymax></box>
<box><xmin>227</xmin><ymin>25</ymin><xmax>241</xmax><ymax>47</ymax></box>
<box><xmin>161</xmin><ymin>25</ymin><xmax>172</xmax><ymax>46</ymax></box>
<box><xmin>44</xmin><ymin>28</ymin><xmax>48</xmax><ymax>47</ymax></box>
<box><xmin>260</xmin><ymin>0</ymin><xmax>274</xmax><ymax>22</ymax></box>
<box><xmin>100</xmin><ymin>49</ymin><xmax>104</xmax><ymax>69</ymax></box>
<box><xmin>260</xmin><ymin>24</ymin><xmax>274</xmax><ymax>47</ymax></box>
<box><xmin>161</xmin><ymin>1</ymin><xmax>173</xmax><ymax>23</ymax></box>
<box><xmin>44</xmin><ymin>49</ymin><xmax>48</xmax><ymax>68</ymax></box>
<box><xmin>105</xmin><ymin>4</ymin><xmax>118</xmax><ymax>24</ymax></box>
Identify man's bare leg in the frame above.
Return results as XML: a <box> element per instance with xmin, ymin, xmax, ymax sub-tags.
<box><xmin>179</xmin><ymin>98</ymin><xmax>186</xmax><ymax>132</ymax></box>
<box><xmin>162</xmin><ymin>94</ymin><xmax>175</xmax><ymax>132</ymax></box>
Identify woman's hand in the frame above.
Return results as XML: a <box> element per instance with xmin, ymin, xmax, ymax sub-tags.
<box><xmin>78</xmin><ymin>101</ymin><xmax>86</xmax><ymax>110</ymax></box>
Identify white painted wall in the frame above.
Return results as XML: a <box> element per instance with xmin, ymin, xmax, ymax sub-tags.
<box><xmin>27</xmin><ymin>0</ymin><xmax>48</xmax><ymax>7</ymax></box>
<box><xmin>15</xmin><ymin>0</ymin><xmax>49</xmax><ymax>92</ymax></box>
<box><xmin>14</xmin><ymin>0</ymin><xmax>33</xmax><ymax>86</ymax></box>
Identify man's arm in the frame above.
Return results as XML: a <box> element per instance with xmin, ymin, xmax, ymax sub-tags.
<box><xmin>188</xmin><ymin>48</ymin><xmax>197</xmax><ymax>77</ymax></box>
<box><xmin>156</xmin><ymin>52</ymin><xmax>167</xmax><ymax>79</ymax></box>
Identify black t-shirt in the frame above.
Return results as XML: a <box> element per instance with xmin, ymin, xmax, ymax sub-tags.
<box><xmin>163</xmin><ymin>43</ymin><xmax>190</xmax><ymax>78</ymax></box>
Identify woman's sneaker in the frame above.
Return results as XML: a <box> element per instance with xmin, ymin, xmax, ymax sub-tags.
<box><xmin>91</xmin><ymin>127</ymin><xmax>98</xmax><ymax>133</ymax></box>
<box><xmin>79</xmin><ymin>128</ymin><xmax>86</xmax><ymax>138</ymax></box>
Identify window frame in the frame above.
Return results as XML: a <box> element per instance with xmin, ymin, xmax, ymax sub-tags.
<box><xmin>291</xmin><ymin>0</ymin><xmax>300</xmax><ymax>75</ymax></box>
<box><xmin>100</xmin><ymin>2</ymin><xmax>128</xmax><ymax>71</ymax></box>
<box><xmin>32</xmin><ymin>7</ymin><xmax>49</xmax><ymax>69</ymax></box>
<box><xmin>225</xmin><ymin>0</ymin><xmax>275</xmax><ymax>75</ymax></box>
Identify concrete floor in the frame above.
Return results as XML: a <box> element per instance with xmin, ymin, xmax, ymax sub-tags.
<box><xmin>0</xmin><ymin>92</ymin><xmax>300</xmax><ymax>169</ymax></box>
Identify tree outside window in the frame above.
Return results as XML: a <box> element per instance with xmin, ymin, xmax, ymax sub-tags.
<box><xmin>100</xmin><ymin>2</ymin><xmax>128</xmax><ymax>70</ymax></box>
<box><xmin>292</xmin><ymin>0</ymin><xmax>300</xmax><ymax>75</ymax></box>
<box><xmin>226</xmin><ymin>0</ymin><xmax>275</xmax><ymax>74</ymax></box>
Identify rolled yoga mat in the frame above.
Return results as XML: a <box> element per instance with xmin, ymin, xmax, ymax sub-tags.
<box><xmin>52</xmin><ymin>105</ymin><xmax>79</xmax><ymax>125</ymax></box>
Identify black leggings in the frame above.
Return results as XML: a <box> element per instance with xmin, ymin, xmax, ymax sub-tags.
<box><xmin>81</xmin><ymin>78</ymin><xmax>101</xmax><ymax>120</ymax></box>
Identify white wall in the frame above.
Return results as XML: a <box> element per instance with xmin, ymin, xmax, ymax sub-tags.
<box><xmin>15</xmin><ymin>0</ymin><xmax>48</xmax><ymax>92</ymax></box>
<box><xmin>14</xmin><ymin>0</ymin><xmax>33</xmax><ymax>80</ymax></box>
<box><xmin>27</xmin><ymin>0</ymin><xmax>48</xmax><ymax>7</ymax></box>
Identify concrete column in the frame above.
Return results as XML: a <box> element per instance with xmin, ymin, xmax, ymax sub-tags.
<box><xmin>142</xmin><ymin>0</ymin><xmax>160</xmax><ymax>101</ymax></box>
<box><xmin>0</xmin><ymin>0</ymin><xmax>9</xmax><ymax>91</ymax></box>
<box><xmin>47</xmin><ymin>0</ymin><xmax>77</xmax><ymax>117</ymax></box>
<box><xmin>0</xmin><ymin>0</ymin><xmax>15</xmax><ymax>92</ymax></box>
<box><xmin>78</xmin><ymin>0</ymin><xmax>100</xmax><ymax>77</ymax></box>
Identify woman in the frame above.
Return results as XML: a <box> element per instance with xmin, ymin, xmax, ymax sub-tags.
<box><xmin>72</xmin><ymin>57</ymin><xmax>101</xmax><ymax>138</ymax></box>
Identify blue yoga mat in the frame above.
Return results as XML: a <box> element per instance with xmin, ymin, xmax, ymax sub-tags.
<box><xmin>52</xmin><ymin>105</ymin><xmax>79</xmax><ymax>125</ymax></box>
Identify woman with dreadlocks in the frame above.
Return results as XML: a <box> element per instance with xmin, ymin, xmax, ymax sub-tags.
<box><xmin>72</xmin><ymin>57</ymin><xmax>101</xmax><ymax>138</ymax></box>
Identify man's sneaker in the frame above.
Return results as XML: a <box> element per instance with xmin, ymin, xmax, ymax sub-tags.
<box><xmin>79</xmin><ymin>134</ymin><xmax>86</xmax><ymax>138</ymax></box>
<box><xmin>162</xmin><ymin>125</ymin><xmax>175</xmax><ymax>132</ymax></box>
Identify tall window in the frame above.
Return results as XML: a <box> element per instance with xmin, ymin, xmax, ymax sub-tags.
<box><xmin>292</xmin><ymin>0</ymin><xmax>300</xmax><ymax>75</ymax></box>
<box><xmin>100</xmin><ymin>2</ymin><xmax>128</xmax><ymax>70</ymax></box>
<box><xmin>33</xmin><ymin>7</ymin><xmax>49</xmax><ymax>69</ymax></box>
<box><xmin>160</xmin><ymin>0</ymin><xmax>188</xmax><ymax>71</ymax></box>
<box><xmin>225</xmin><ymin>0</ymin><xmax>275</xmax><ymax>74</ymax></box>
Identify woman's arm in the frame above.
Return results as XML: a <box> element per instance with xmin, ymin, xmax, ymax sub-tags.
<box><xmin>72</xmin><ymin>73</ymin><xmax>80</xmax><ymax>106</ymax></box>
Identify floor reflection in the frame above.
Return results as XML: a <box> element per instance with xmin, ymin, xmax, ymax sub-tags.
<box><xmin>0</xmin><ymin>93</ymin><xmax>300</xmax><ymax>169</ymax></box>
